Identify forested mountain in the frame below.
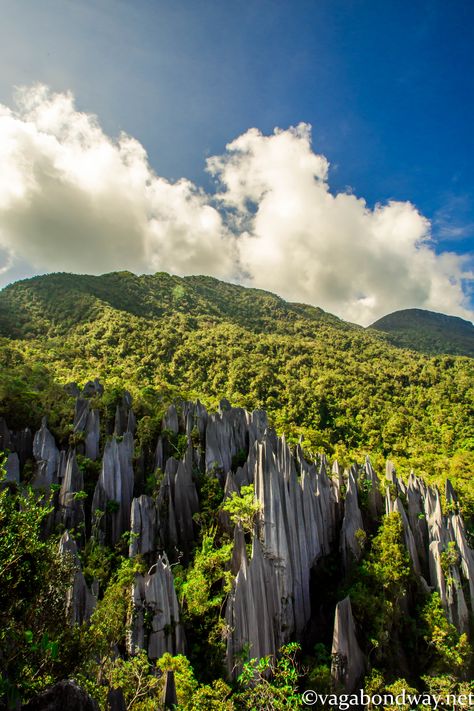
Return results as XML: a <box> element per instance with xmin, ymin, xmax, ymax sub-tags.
<box><xmin>0</xmin><ymin>272</ymin><xmax>473</xmax><ymax>510</ymax></box>
<box><xmin>1</xmin><ymin>272</ymin><xmax>474</xmax><ymax>709</ymax></box>
<box><xmin>370</xmin><ymin>308</ymin><xmax>474</xmax><ymax>358</ymax></box>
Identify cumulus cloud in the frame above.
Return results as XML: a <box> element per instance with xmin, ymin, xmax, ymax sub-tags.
<box><xmin>0</xmin><ymin>85</ymin><xmax>472</xmax><ymax>326</ymax></box>
<box><xmin>208</xmin><ymin>123</ymin><xmax>473</xmax><ymax>325</ymax></box>
<box><xmin>0</xmin><ymin>85</ymin><xmax>235</xmax><ymax>279</ymax></box>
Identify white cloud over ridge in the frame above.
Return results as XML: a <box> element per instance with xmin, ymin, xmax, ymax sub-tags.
<box><xmin>0</xmin><ymin>85</ymin><xmax>472</xmax><ymax>326</ymax></box>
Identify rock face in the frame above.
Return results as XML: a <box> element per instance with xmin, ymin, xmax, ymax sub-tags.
<box><xmin>339</xmin><ymin>471</ymin><xmax>364</xmax><ymax>572</ymax></box>
<box><xmin>91</xmin><ymin>434</ymin><xmax>134</xmax><ymax>545</ymax></box>
<box><xmin>6</xmin><ymin>389</ymin><xmax>474</xmax><ymax>691</ymax></box>
<box><xmin>5</xmin><ymin>452</ymin><xmax>20</xmax><ymax>483</ymax></box>
<box><xmin>58</xmin><ymin>532</ymin><xmax>96</xmax><ymax>624</ymax></box>
<box><xmin>32</xmin><ymin>418</ymin><xmax>59</xmax><ymax>488</ymax></box>
<box><xmin>331</xmin><ymin>597</ymin><xmax>365</xmax><ymax>692</ymax></box>
<box><xmin>225</xmin><ymin>430</ymin><xmax>344</xmax><ymax>676</ymax></box>
<box><xmin>21</xmin><ymin>680</ymin><xmax>99</xmax><ymax>711</ymax></box>
<box><xmin>129</xmin><ymin>495</ymin><xmax>157</xmax><ymax>557</ymax></box>
<box><xmin>127</xmin><ymin>557</ymin><xmax>185</xmax><ymax>660</ymax></box>
<box><xmin>59</xmin><ymin>450</ymin><xmax>85</xmax><ymax>532</ymax></box>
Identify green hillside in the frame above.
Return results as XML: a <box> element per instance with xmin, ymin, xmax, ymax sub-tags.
<box><xmin>370</xmin><ymin>308</ymin><xmax>474</xmax><ymax>357</ymax></box>
<box><xmin>0</xmin><ymin>271</ymin><xmax>473</xmax><ymax>514</ymax></box>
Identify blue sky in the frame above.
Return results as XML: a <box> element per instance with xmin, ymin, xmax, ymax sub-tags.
<box><xmin>0</xmin><ymin>0</ymin><xmax>472</xmax><ymax>323</ymax></box>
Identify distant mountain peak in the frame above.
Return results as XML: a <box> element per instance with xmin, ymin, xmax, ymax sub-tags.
<box><xmin>370</xmin><ymin>308</ymin><xmax>474</xmax><ymax>357</ymax></box>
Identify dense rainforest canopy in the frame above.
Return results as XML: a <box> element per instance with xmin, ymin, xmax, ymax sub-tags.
<box><xmin>1</xmin><ymin>271</ymin><xmax>473</xmax><ymax>517</ymax></box>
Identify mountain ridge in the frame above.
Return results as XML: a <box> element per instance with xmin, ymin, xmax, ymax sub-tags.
<box><xmin>0</xmin><ymin>270</ymin><xmax>348</xmax><ymax>340</ymax></box>
<box><xmin>370</xmin><ymin>307</ymin><xmax>474</xmax><ymax>357</ymax></box>
<box><xmin>3</xmin><ymin>271</ymin><xmax>473</xmax><ymax>358</ymax></box>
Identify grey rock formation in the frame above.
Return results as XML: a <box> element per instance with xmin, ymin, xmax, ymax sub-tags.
<box><xmin>32</xmin><ymin>418</ymin><xmax>59</xmax><ymax>489</ymax></box>
<box><xmin>339</xmin><ymin>472</ymin><xmax>364</xmax><ymax>571</ymax></box>
<box><xmin>406</xmin><ymin>472</ymin><xmax>429</xmax><ymax>576</ymax></box>
<box><xmin>0</xmin><ymin>417</ymin><xmax>11</xmax><ymax>451</ymax></box>
<box><xmin>428</xmin><ymin>540</ymin><xmax>469</xmax><ymax>635</ymax></box>
<box><xmin>5</xmin><ymin>452</ymin><xmax>20</xmax><ymax>483</ymax></box>
<box><xmin>91</xmin><ymin>434</ymin><xmax>134</xmax><ymax>545</ymax></box>
<box><xmin>21</xmin><ymin>680</ymin><xmax>99</xmax><ymax>711</ymax></box>
<box><xmin>58</xmin><ymin>532</ymin><xmax>96</xmax><ymax>624</ymax></box>
<box><xmin>219</xmin><ymin>470</ymin><xmax>240</xmax><ymax>534</ymax></box>
<box><xmin>387</xmin><ymin>496</ymin><xmax>422</xmax><ymax>577</ymax></box>
<box><xmin>205</xmin><ymin>405</ymin><xmax>249</xmax><ymax>478</ymax></box>
<box><xmin>64</xmin><ymin>382</ymin><xmax>81</xmax><ymax>398</ymax></box>
<box><xmin>128</xmin><ymin>557</ymin><xmax>185</xmax><ymax>660</ymax></box>
<box><xmin>448</xmin><ymin>512</ymin><xmax>474</xmax><ymax>616</ymax></box>
<box><xmin>162</xmin><ymin>671</ymin><xmax>178</xmax><ymax>709</ymax></box>
<box><xmin>230</xmin><ymin>524</ymin><xmax>247</xmax><ymax>576</ymax></box>
<box><xmin>173</xmin><ymin>445</ymin><xmax>200</xmax><ymax>558</ymax></box>
<box><xmin>129</xmin><ymin>495</ymin><xmax>158</xmax><ymax>557</ymax></box>
<box><xmin>59</xmin><ymin>450</ymin><xmax>85</xmax><ymax>532</ymax></box>
<box><xmin>331</xmin><ymin>597</ymin><xmax>365</xmax><ymax>693</ymax></box>
<box><xmin>12</xmin><ymin>427</ymin><xmax>33</xmax><ymax>468</ymax></box>
<box><xmin>74</xmin><ymin>398</ymin><xmax>100</xmax><ymax>461</ymax></box>
<box><xmin>114</xmin><ymin>392</ymin><xmax>135</xmax><ymax>436</ymax></box>
<box><xmin>107</xmin><ymin>689</ymin><xmax>126</xmax><ymax>711</ymax></box>
<box><xmin>364</xmin><ymin>456</ymin><xmax>383</xmax><ymax>519</ymax></box>
<box><xmin>81</xmin><ymin>379</ymin><xmax>103</xmax><ymax>398</ymax></box>
<box><xmin>225</xmin><ymin>535</ymin><xmax>279</xmax><ymax>677</ymax></box>
<box><xmin>162</xmin><ymin>404</ymin><xmax>179</xmax><ymax>434</ymax></box>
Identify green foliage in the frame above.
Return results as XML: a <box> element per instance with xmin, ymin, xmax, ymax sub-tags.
<box><xmin>371</xmin><ymin>308</ymin><xmax>474</xmax><ymax>358</ymax></box>
<box><xmin>234</xmin><ymin>642</ymin><xmax>304</xmax><ymax>710</ymax></box>
<box><xmin>173</xmin><ymin>532</ymin><xmax>233</xmax><ymax>681</ymax></box>
<box><xmin>222</xmin><ymin>485</ymin><xmax>261</xmax><ymax>534</ymax></box>
<box><xmin>421</xmin><ymin>592</ymin><xmax>473</xmax><ymax>680</ymax></box>
<box><xmin>175</xmin><ymin>532</ymin><xmax>233</xmax><ymax>618</ymax></box>
<box><xmin>194</xmin><ymin>475</ymin><xmax>225</xmax><ymax>530</ymax></box>
<box><xmin>156</xmin><ymin>653</ymin><xmax>198</xmax><ymax>707</ymax></box>
<box><xmin>80</xmin><ymin>539</ymin><xmax>119</xmax><ymax>590</ymax></box>
<box><xmin>105</xmin><ymin>651</ymin><xmax>161</xmax><ymax>711</ymax></box>
<box><xmin>144</xmin><ymin>467</ymin><xmax>164</xmax><ymax>498</ymax></box>
<box><xmin>0</xmin><ymin>456</ymin><xmax>73</xmax><ymax>707</ymax></box>
<box><xmin>84</xmin><ymin>557</ymin><xmax>145</xmax><ymax>659</ymax></box>
<box><xmin>1</xmin><ymin>272</ymin><xmax>472</xmax><ymax>522</ymax></box>
<box><xmin>348</xmin><ymin>513</ymin><xmax>414</xmax><ymax>665</ymax></box>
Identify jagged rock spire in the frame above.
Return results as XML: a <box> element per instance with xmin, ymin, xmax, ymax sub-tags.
<box><xmin>331</xmin><ymin>597</ymin><xmax>365</xmax><ymax>693</ymax></box>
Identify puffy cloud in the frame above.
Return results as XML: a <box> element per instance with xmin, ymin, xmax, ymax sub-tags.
<box><xmin>0</xmin><ymin>85</ymin><xmax>472</xmax><ymax>326</ymax></box>
<box><xmin>0</xmin><ymin>85</ymin><xmax>235</xmax><ymax>279</ymax></box>
<box><xmin>208</xmin><ymin>124</ymin><xmax>473</xmax><ymax>325</ymax></box>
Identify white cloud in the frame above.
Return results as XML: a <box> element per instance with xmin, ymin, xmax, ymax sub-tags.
<box><xmin>0</xmin><ymin>85</ymin><xmax>472</xmax><ymax>326</ymax></box>
<box><xmin>0</xmin><ymin>85</ymin><xmax>235</xmax><ymax>279</ymax></box>
<box><xmin>208</xmin><ymin>124</ymin><xmax>474</xmax><ymax>325</ymax></box>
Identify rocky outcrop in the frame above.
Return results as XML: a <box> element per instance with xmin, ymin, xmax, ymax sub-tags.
<box><xmin>331</xmin><ymin>597</ymin><xmax>365</xmax><ymax>693</ymax></box>
<box><xmin>114</xmin><ymin>391</ymin><xmax>135</xmax><ymax>436</ymax></box>
<box><xmin>32</xmin><ymin>418</ymin><xmax>59</xmax><ymax>489</ymax></box>
<box><xmin>21</xmin><ymin>680</ymin><xmax>99</xmax><ymax>711</ymax></box>
<box><xmin>386</xmin><ymin>495</ymin><xmax>422</xmax><ymax>577</ymax></box>
<box><xmin>91</xmin><ymin>434</ymin><xmax>134</xmax><ymax>545</ymax></box>
<box><xmin>5</xmin><ymin>452</ymin><xmax>20</xmax><ymax>483</ymax></box>
<box><xmin>58</xmin><ymin>532</ymin><xmax>96</xmax><ymax>624</ymax></box>
<box><xmin>5</xmin><ymin>389</ymin><xmax>474</xmax><ymax>689</ymax></box>
<box><xmin>58</xmin><ymin>450</ymin><xmax>85</xmax><ymax>532</ymax></box>
<box><xmin>129</xmin><ymin>495</ymin><xmax>158</xmax><ymax>557</ymax></box>
<box><xmin>364</xmin><ymin>456</ymin><xmax>383</xmax><ymax>518</ymax></box>
<box><xmin>162</xmin><ymin>671</ymin><xmax>178</xmax><ymax>709</ymax></box>
<box><xmin>428</xmin><ymin>540</ymin><xmax>469</xmax><ymax>635</ymax></box>
<box><xmin>225</xmin><ymin>535</ymin><xmax>280</xmax><ymax>677</ymax></box>
<box><xmin>339</xmin><ymin>471</ymin><xmax>364</xmax><ymax>572</ymax></box>
<box><xmin>74</xmin><ymin>399</ymin><xmax>101</xmax><ymax>461</ymax></box>
<box><xmin>205</xmin><ymin>402</ymin><xmax>249</xmax><ymax>478</ymax></box>
<box><xmin>127</xmin><ymin>557</ymin><xmax>185</xmax><ymax>660</ymax></box>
